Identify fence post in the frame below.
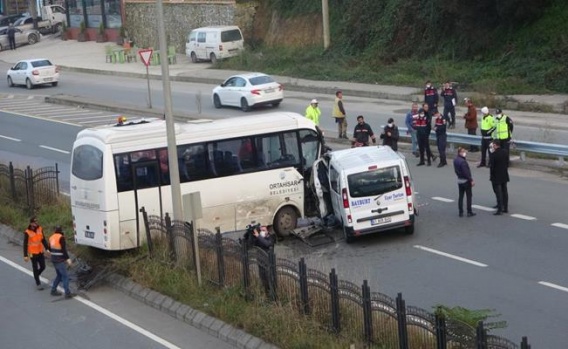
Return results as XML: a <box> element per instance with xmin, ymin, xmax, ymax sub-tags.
<box><xmin>520</xmin><ymin>336</ymin><xmax>530</xmax><ymax>349</ymax></box>
<box><xmin>215</xmin><ymin>227</ymin><xmax>225</xmax><ymax>287</ymax></box>
<box><xmin>396</xmin><ymin>293</ymin><xmax>409</xmax><ymax>349</ymax></box>
<box><xmin>362</xmin><ymin>280</ymin><xmax>373</xmax><ymax>345</ymax></box>
<box><xmin>240</xmin><ymin>239</ymin><xmax>251</xmax><ymax>301</ymax></box>
<box><xmin>139</xmin><ymin>207</ymin><xmax>153</xmax><ymax>256</ymax></box>
<box><xmin>184</xmin><ymin>221</ymin><xmax>195</xmax><ymax>269</ymax></box>
<box><xmin>268</xmin><ymin>248</ymin><xmax>277</xmax><ymax>302</ymax></box>
<box><xmin>435</xmin><ymin>312</ymin><xmax>447</xmax><ymax>349</ymax></box>
<box><xmin>476</xmin><ymin>321</ymin><xmax>487</xmax><ymax>349</ymax></box>
<box><xmin>164</xmin><ymin>213</ymin><xmax>176</xmax><ymax>262</ymax></box>
<box><xmin>55</xmin><ymin>163</ymin><xmax>60</xmax><ymax>195</ymax></box>
<box><xmin>26</xmin><ymin>166</ymin><xmax>35</xmax><ymax>215</ymax></box>
<box><xmin>329</xmin><ymin>268</ymin><xmax>340</xmax><ymax>334</ymax></box>
<box><xmin>9</xmin><ymin>162</ymin><xmax>16</xmax><ymax>200</ymax></box>
<box><xmin>298</xmin><ymin>258</ymin><xmax>310</xmax><ymax>315</ymax></box>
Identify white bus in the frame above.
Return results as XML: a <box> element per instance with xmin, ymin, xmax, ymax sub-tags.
<box><xmin>70</xmin><ymin>112</ymin><xmax>323</xmax><ymax>250</ymax></box>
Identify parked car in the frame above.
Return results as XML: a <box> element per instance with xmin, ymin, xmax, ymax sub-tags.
<box><xmin>212</xmin><ymin>73</ymin><xmax>283</xmax><ymax>112</ymax></box>
<box><xmin>0</xmin><ymin>26</ymin><xmax>40</xmax><ymax>50</ymax></box>
<box><xmin>7</xmin><ymin>58</ymin><xmax>59</xmax><ymax>89</ymax></box>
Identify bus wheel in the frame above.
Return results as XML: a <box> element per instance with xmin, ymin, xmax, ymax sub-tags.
<box><xmin>273</xmin><ymin>206</ymin><xmax>297</xmax><ymax>237</ymax></box>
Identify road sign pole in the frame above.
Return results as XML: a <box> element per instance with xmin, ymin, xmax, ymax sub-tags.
<box><xmin>145</xmin><ymin>65</ymin><xmax>152</xmax><ymax>109</ymax></box>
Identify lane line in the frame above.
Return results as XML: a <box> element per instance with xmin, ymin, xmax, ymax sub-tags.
<box><xmin>39</xmin><ymin>145</ymin><xmax>70</xmax><ymax>154</ymax></box>
<box><xmin>472</xmin><ymin>205</ymin><xmax>495</xmax><ymax>212</ymax></box>
<box><xmin>0</xmin><ymin>135</ymin><xmax>22</xmax><ymax>142</ymax></box>
<box><xmin>432</xmin><ymin>196</ymin><xmax>454</xmax><ymax>203</ymax></box>
<box><xmin>551</xmin><ymin>223</ymin><xmax>568</xmax><ymax>230</ymax></box>
<box><xmin>0</xmin><ymin>255</ymin><xmax>182</xmax><ymax>349</ymax></box>
<box><xmin>510</xmin><ymin>214</ymin><xmax>537</xmax><ymax>221</ymax></box>
<box><xmin>538</xmin><ymin>281</ymin><xmax>568</xmax><ymax>294</ymax></box>
<box><xmin>414</xmin><ymin>245</ymin><xmax>488</xmax><ymax>267</ymax></box>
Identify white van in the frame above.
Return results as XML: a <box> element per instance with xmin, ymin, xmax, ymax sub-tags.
<box><xmin>312</xmin><ymin>146</ymin><xmax>417</xmax><ymax>243</ymax></box>
<box><xmin>185</xmin><ymin>26</ymin><xmax>244</xmax><ymax>63</ymax></box>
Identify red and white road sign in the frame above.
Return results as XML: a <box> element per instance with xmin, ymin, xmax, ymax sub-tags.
<box><xmin>139</xmin><ymin>49</ymin><xmax>153</xmax><ymax>67</ymax></box>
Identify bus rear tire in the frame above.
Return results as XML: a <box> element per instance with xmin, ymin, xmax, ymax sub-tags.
<box><xmin>273</xmin><ymin>206</ymin><xmax>297</xmax><ymax>237</ymax></box>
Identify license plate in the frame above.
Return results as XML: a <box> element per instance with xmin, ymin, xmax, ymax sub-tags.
<box><xmin>44</xmin><ymin>78</ymin><xmax>53</xmax><ymax>82</ymax></box>
<box><xmin>84</xmin><ymin>231</ymin><xmax>95</xmax><ymax>239</ymax></box>
<box><xmin>265</xmin><ymin>88</ymin><xmax>275</xmax><ymax>93</ymax></box>
<box><xmin>371</xmin><ymin>217</ymin><xmax>391</xmax><ymax>225</ymax></box>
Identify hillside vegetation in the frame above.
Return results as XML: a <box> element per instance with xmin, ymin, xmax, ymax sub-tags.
<box><xmin>225</xmin><ymin>0</ymin><xmax>568</xmax><ymax>94</ymax></box>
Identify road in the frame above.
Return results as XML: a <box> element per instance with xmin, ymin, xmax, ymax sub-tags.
<box><xmin>1</xmin><ymin>72</ymin><xmax>568</xmax><ymax>347</ymax></box>
<box><xmin>0</xmin><ymin>235</ymin><xmax>235</xmax><ymax>349</ymax></box>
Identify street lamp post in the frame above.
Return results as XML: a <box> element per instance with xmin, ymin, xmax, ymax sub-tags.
<box><xmin>322</xmin><ymin>0</ymin><xmax>330</xmax><ymax>49</ymax></box>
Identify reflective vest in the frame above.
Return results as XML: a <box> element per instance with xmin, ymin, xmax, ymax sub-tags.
<box><xmin>332</xmin><ymin>97</ymin><xmax>344</xmax><ymax>118</ymax></box>
<box><xmin>49</xmin><ymin>233</ymin><xmax>64</xmax><ymax>258</ymax></box>
<box><xmin>480</xmin><ymin>114</ymin><xmax>494</xmax><ymax>131</ymax></box>
<box><xmin>305</xmin><ymin>105</ymin><xmax>321</xmax><ymax>125</ymax></box>
<box><xmin>494</xmin><ymin>115</ymin><xmax>510</xmax><ymax>140</ymax></box>
<box><xmin>25</xmin><ymin>227</ymin><xmax>44</xmax><ymax>255</ymax></box>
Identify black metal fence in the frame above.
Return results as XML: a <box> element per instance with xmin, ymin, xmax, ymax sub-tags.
<box><xmin>140</xmin><ymin>209</ymin><xmax>531</xmax><ymax>349</ymax></box>
<box><xmin>0</xmin><ymin>162</ymin><xmax>60</xmax><ymax>214</ymax></box>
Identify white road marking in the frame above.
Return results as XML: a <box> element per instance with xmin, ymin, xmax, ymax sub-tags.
<box><xmin>472</xmin><ymin>205</ymin><xmax>495</xmax><ymax>212</ymax></box>
<box><xmin>539</xmin><ymin>281</ymin><xmax>568</xmax><ymax>294</ymax></box>
<box><xmin>414</xmin><ymin>245</ymin><xmax>488</xmax><ymax>267</ymax></box>
<box><xmin>26</xmin><ymin>95</ymin><xmax>34</xmax><ymax>100</ymax></box>
<box><xmin>39</xmin><ymin>145</ymin><xmax>70</xmax><ymax>154</ymax></box>
<box><xmin>0</xmin><ymin>135</ymin><xmax>21</xmax><ymax>142</ymax></box>
<box><xmin>0</xmin><ymin>255</ymin><xmax>182</xmax><ymax>349</ymax></box>
<box><xmin>551</xmin><ymin>223</ymin><xmax>568</xmax><ymax>230</ymax></box>
<box><xmin>432</xmin><ymin>196</ymin><xmax>454</xmax><ymax>202</ymax></box>
<box><xmin>511</xmin><ymin>214</ymin><xmax>537</xmax><ymax>221</ymax></box>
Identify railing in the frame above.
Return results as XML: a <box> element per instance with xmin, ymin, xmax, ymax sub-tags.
<box><xmin>397</xmin><ymin>127</ymin><xmax>568</xmax><ymax>166</ymax></box>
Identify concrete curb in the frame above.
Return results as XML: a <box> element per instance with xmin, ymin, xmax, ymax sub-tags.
<box><xmin>0</xmin><ymin>224</ymin><xmax>278</xmax><ymax>349</ymax></box>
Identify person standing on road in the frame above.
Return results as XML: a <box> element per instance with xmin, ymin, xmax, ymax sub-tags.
<box><xmin>441</xmin><ymin>81</ymin><xmax>458</xmax><ymax>129</ymax></box>
<box><xmin>23</xmin><ymin>217</ymin><xmax>50</xmax><ymax>290</ymax></box>
<box><xmin>332</xmin><ymin>90</ymin><xmax>347</xmax><ymax>139</ymax></box>
<box><xmin>463</xmin><ymin>98</ymin><xmax>479</xmax><ymax>152</ymax></box>
<box><xmin>7</xmin><ymin>23</ymin><xmax>16</xmax><ymax>50</ymax></box>
<box><xmin>477</xmin><ymin>106</ymin><xmax>494</xmax><ymax>168</ymax></box>
<box><xmin>405</xmin><ymin>103</ymin><xmax>419</xmax><ymax>157</ymax></box>
<box><xmin>415</xmin><ymin>108</ymin><xmax>435</xmax><ymax>166</ymax></box>
<box><xmin>352</xmin><ymin>115</ymin><xmax>376</xmax><ymax>146</ymax></box>
<box><xmin>305</xmin><ymin>99</ymin><xmax>321</xmax><ymax>126</ymax></box>
<box><xmin>424</xmin><ymin>80</ymin><xmax>439</xmax><ymax>113</ymax></box>
<box><xmin>49</xmin><ymin>226</ymin><xmax>74</xmax><ymax>299</ymax></box>
<box><xmin>453</xmin><ymin>147</ymin><xmax>476</xmax><ymax>217</ymax></box>
<box><xmin>381</xmin><ymin>117</ymin><xmax>399</xmax><ymax>151</ymax></box>
<box><xmin>489</xmin><ymin>141</ymin><xmax>509</xmax><ymax>215</ymax></box>
<box><xmin>492</xmin><ymin>108</ymin><xmax>514</xmax><ymax>164</ymax></box>
<box><xmin>434</xmin><ymin>111</ymin><xmax>448</xmax><ymax>167</ymax></box>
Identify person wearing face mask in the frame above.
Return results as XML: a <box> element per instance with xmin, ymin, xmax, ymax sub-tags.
<box><xmin>434</xmin><ymin>112</ymin><xmax>448</xmax><ymax>167</ymax></box>
<box><xmin>453</xmin><ymin>147</ymin><xmax>476</xmax><ymax>217</ymax></box>
<box><xmin>477</xmin><ymin>106</ymin><xmax>495</xmax><ymax>168</ymax></box>
<box><xmin>380</xmin><ymin>118</ymin><xmax>399</xmax><ymax>151</ymax></box>
<box><xmin>489</xmin><ymin>141</ymin><xmax>509</xmax><ymax>215</ymax></box>
<box><xmin>415</xmin><ymin>108</ymin><xmax>435</xmax><ymax>166</ymax></box>
<box><xmin>492</xmin><ymin>108</ymin><xmax>514</xmax><ymax>164</ymax></box>
<box><xmin>441</xmin><ymin>81</ymin><xmax>458</xmax><ymax>129</ymax></box>
<box><xmin>424</xmin><ymin>80</ymin><xmax>439</xmax><ymax>113</ymax></box>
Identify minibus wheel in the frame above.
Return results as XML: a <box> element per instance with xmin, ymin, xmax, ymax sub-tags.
<box><xmin>273</xmin><ymin>206</ymin><xmax>297</xmax><ymax>237</ymax></box>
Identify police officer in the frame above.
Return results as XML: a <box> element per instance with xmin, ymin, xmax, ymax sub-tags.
<box><xmin>424</xmin><ymin>80</ymin><xmax>439</xmax><ymax>113</ymax></box>
<box><xmin>440</xmin><ymin>81</ymin><xmax>458</xmax><ymax>128</ymax></box>
<box><xmin>305</xmin><ymin>99</ymin><xmax>321</xmax><ymax>126</ymax></box>
<box><xmin>477</xmin><ymin>106</ymin><xmax>494</xmax><ymax>167</ymax></box>
<box><xmin>434</xmin><ymin>112</ymin><xmax>448</xmax><ymax>167</ymax></box>
<box><xmin>49</xmin><ymin>226</ymin><xmax>73</xmax><ymax>299</ymax></box>
<box><xmin>23</xmin><ymin>217</ymin><xmax>49</xmax><ymax>290</ymax></box>
<box><xmin>415</xmin><ymin>108</ymin><xmax>434</xmax><ymax>166</ymax></box>
<box><xmin>352</xmin><ymin>115</ymin><xmax>376</xmax><ymax>146</ymax></box>
<box><xmin>492</xmin><ymin>108</ymin><xmax>514</xmax><ymax>163</ymax></box>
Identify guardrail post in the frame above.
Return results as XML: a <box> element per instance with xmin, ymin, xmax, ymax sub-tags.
<box><xmin>520</xmin><ymin>151</ymin><xmax>526</xmax><ymax>162</ymax></box>
<box><xmin>520</xmin><ymin>336</ymin><xmax>531</xmax><ymax>349</ymax></box>
<box><xmin>215</xmin><ymin>227</ymin><xmax>225</xmax><ymax>287</ymax></box>
<box><xmin>298</xmin><ymin>258</ymin><xmax>310</xmax><ymax>315</ymax></box>
<box><xmin>557</xmin><ymin>156</ymin><xmax>565</xmax><ymax>167</ymax></box>
<box><xmin>362</xmin><ymin>280</ymin><xmax>373</xmax><ymax>345</ymax></box>
<box><xmin>396</xmin><ymin>293</ymin><xmax>409</xmax><ymax>349</ymax></box>
<box><xmin>330</xmin><ymin>268</ymin><xmax>340</xmax><ymax>334</ymax></box>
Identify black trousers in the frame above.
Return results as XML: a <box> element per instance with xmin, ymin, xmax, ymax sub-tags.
<box><xmin>499</xmin><ymin>139</ymin><xmax>511</xmax><ymax>165</ymax></box>
<box><xmin>31</xmin><ymin>253</ymin><xmax>46</xmax><ymax>285</ymax></box>
<box><xmin>417</xmin><ymin>134</ymin><xmax>433</xmax><ymax>163</ymax></box>
<box><xmin>436</xmin><ymin>134</ymin><xmax>447</xmax><ymax>164</ymax></box>
<box><xmin>8</xmin><ymin>36</ymin><xmax>16</xmax><ymax>50</ymax></box>
<box><xmin>480</xmin><ymin>137</ymin><xmax>491</xmax><ymax>165</ymax></box>
<box><xmin>444</xmin><ymin>106</ymin><xmax>456</xmax><ymax>126</ymax></box>
<box><xmin>458</xmin><ymin>181</ymin><xmax>473</xmax><ymax>214</ymax></box>
<box><xmin>492</xmin><ymin>182</ymin><xmax>509</xmax><ymax>212</ymax></box>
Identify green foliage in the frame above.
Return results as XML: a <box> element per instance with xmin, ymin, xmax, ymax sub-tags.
<box><xmin>435</xmin><ymin>305</ymin><xmax>507</xmax><ymax>332</ymax></box>
<box><xmin>264</xmin><ymin>0</ymin><xmax>320</xmax><ymax>17</ymax></box>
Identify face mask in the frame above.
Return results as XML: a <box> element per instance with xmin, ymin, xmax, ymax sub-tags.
<box><xmin>489</xmin><ymin>147</ymin><xmax>495</xmax><ymax>153</ymax></box>
<box><xmin>426</xmin><ymin>84</ymin><xmax>431</xmax><ymax>88</ymax></box>
<box><xmin>260</xmin><ymin>230</ymin><xmax>267</xmax><ymax>238</ymax></box>
<box><xmin>388</xmin><ymin>123</ymin><xmax>393</xmax><ymax>128</ymax></box>
<box><xmin>461</xmin><ymin>152</ymin><xmax>467</xmax><ymax>158</ymax></box>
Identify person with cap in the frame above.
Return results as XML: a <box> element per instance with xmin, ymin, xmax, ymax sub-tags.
<box><xmin>440</xmin><ymin>81</ymin><xmax>458</xmax><ymax>128</ymax></box>
<box><xmin>477</xmin><ymin>106</ymin><xmax>495</xmax><ymax>167</ymax></box>
<box><xmin>49</xmin><ymin>226</ymin><xmax>73</xmax><ymax>299</ymax></box>
<box><xmin>415</xmin><ymin>108</ymin><xmax>435</xmax><ymax>166</ymax></box>
<box><xmin>463</xmin><ymin>98</ymin><xmax>479</xmax><ymax>152</ymax></box>
<box><xmin>380</xmin><ymin>117</ymin><xmax>399</xmax><ymax>151</ymax></box>
<box><xmin>433</xmin><ymin>111</ymin><xmax>448</xmax><ymax>167</ymax></box>
<box><xmin>492</xmin><ymin>108</ymin><xmax>514</xmax><ymax>163</ymax></box>
<box><xmin>23</xmin><ymin>217</ymin><xmax>50</xmax><ymax>290</ymax></box>
<box><xmin>424</xmin><ymin>80</ymin><xmax>439</xmax><ymax>113</ymax></box>
<box><xmin>352</xmin><ymin>115</ymin><xmax>376</xmax><ymax>146</ymax></box>
<box><xmin>332</xmin><ymin>90</ymin><xmax>348</xmax><ymax>139</ymax></box>
<box><xmin>489</xmin><ymin>141</ymin><xmax>509</xmax><ymax>215</ymax></box>
<box><xmin>305</xmin><ymin>98</ymin><xmax>321</xmax><ymax>126</ymax></box>
<box><xmin>453</xmin><ymin>147</ymin><xmax>476</xmax><ymax>217</ymax></box>
<box><xmin>405</xmin><ymin>102</ymin><xmax>419</xmax><ymax>156</ymax></box>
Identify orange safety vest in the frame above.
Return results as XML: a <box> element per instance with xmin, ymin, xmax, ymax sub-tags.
<box><xmin>49</xmin><ymin>233</ymin><xmax>64</xmax><ymax>257</ymax></box>
<box><xmin>25</xmin><ymin>227</ymin><xmax>44</xmax><ymax>255</ymax></box>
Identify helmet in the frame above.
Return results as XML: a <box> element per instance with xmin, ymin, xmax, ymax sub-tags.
<box><xmin>481</xmin><ymin>107</ymin><xmax>489</xmax><ymax>114</ymax></box>
<box><xmin>311</xmin><ymin>99</ymin><xmax>318</xmax><ymax>104</ymax></box>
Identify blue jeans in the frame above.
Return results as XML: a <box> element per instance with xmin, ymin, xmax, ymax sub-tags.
<box><xmin>409</xmin><ymin>129</ymin><xmax>417</xmax><ymax>153</ymax></box>
<box><xmin>52</xmin><ymin>261</ymin><xmax>71</xmax><ymax>295</ymax></box>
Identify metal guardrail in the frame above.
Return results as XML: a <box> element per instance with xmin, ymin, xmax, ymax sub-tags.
<box><xmin>396</xmin><ymin>127</ymin><xmax>568</xmax><ymax>166</ymax></box>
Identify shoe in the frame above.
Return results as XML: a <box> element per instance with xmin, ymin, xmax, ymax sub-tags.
<box><xmin>503</xmin><ymin>210</ymin><xmax>508</xmax><ymax>213</ymax></box>
<box><xmin>417</xmin><ymin>162</ymin><xmax>425</xmax><ymax>166</ymax></box>
<box><xmin>437</xmin><ymin>163</ymin><xmax>447</xmax><ymax>168</ymax></box>
<box><xmin>432</xmin><ymin>155</ymin><xmax>438</xmax><ymax>162</ymax></box>
<box><xmin>414</xmin><ymin>153</ymin><xmax>420</xmax><ymax>158</ymax></box>
<box><xmin>467</xmin><ymin>212</ymin><xmax>476</xmax><ymax>217</ymax></box>
<box><xmin>51</xmin><ymin>290</ymin><xmax>62</xmax><ymax>296</ymax></box>
<box><xmin>459</xmin><ymin>212</ymin><xmax>463</xmax><ymax>217</ymax></box>
<box><xmin>36</xmin><ymin>285</ymin><xmax>44</xmax><ymax>291</ymax></box>
<box><xmin>477</xmin><ymin>163</ymin><xmax>485</xmax><ymax>168</ymax></box>
<box><xmin>65</xmin><ymin>293</ymin><xmax>75</xmax><ymax>299</ymax></box>
<box><xmin>494</xmin><ymin>211</ymin><xmax>502</xmax><ymax>216</ymax></box>
<box><xmin>492</xmin><ymin>205</ymin><xmax>499</xmax><ymax>209</ymax></box>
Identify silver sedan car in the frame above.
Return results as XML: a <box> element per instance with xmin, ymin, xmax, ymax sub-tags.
<box><xmin>0</xmin><ymin>26</ymin><xmax>40</xmax><ymax>51</ymax></box>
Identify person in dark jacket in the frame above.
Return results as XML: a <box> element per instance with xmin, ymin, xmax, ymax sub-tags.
<box><xmin>380</xmin><ymin>117</ymin><xmax>399</xmax><ymax>151</ymax></box>
<box><xmin>415</xmin><ymin>108</ymin><xmax>435</xmax><ymax>166</ymax></box>
<box><xmin>463</xmin><ymin>98</ymin><xmax>479</xmax><ymax>151</ymax></box>
<box><xmin>352</xmin><ymin>115</ymin><xmax>376</xmax><ymax>146</ymax></box>
<box><xmin>489</xmin><ymin>141</ymin><xmax>510</xmax><ymax>215</ymax></box>
<box><xmin>49</xmin><ymin>226</ymin><xmax>73</xmax><ymax>299</ymax></box>
<box><xmin>453</xmin><ymin>147</ymin><xmax>476</xmax><ymax>217</ymax></box>
<box><xmin>424</xmin><ymin>80</ymin><xmax>439</xmax><ymax>113</ymax></box>
<box><xmin>7</xmin><ymin>23</ymin><xmax>16</xmax><ymax>50</ymax></box>
<box><xmin>440</xmin><ymin>81</ymin><xmax>458</xmax><ymax>128</ymax></box>
<box><xmin>433</xmin><ymin>112</ymin><xmax>447</xmax><ymax>167</ymax></box>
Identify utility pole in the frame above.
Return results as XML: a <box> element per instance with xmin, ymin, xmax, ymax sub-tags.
<box><xmin>322</xmin><ymin>0</ymin><xmax>330</xmax><ymax>50</ymax></box>
<box><xmin>156</xmin><ymin>0</ymin><xmax>183</xmax><ymax>222</ymax></box>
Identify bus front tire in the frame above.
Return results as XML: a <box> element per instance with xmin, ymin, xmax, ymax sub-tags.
<box><xmin>273</xmin><ymin>206</ymin><xmax>297</xmax><ymax>237</ymax></box>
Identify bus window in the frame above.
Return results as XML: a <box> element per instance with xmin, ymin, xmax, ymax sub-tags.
<box><xmin>299</xmin><ymin>129</ymin><xmax>319</xmax><ymax>170</ymax></box>
<box><xmin>256</xmin><ymin>134</ymin><xmax>282</xmax><ymax>168</ymax></box>
<box><xmin>115</xmin><ymin>154</ymin><xmax>132</xmax><ymax>192</ymax></box>
<box><xmin>282</xmin><ymin>131</ymin><xmax>300</xmax><ymax>166</ymax></box>
<box><xmin>158</xmin><ymin>149</ymin><xmax>170</xmax><ymax>185</ymax></box>
<box><xmin>208</xmin><ymin>139</ymin><xmax>242</xmax><ymax>177</ymax></box>
<box><xmin>72</xmin><ymin>145</ymin><xmax>103</xmax><ymax>180</ymax></box>
<box><xmin>179</xmin><ymin>143</ymin><xmax>210</xmax><ymax>181</ymax></box>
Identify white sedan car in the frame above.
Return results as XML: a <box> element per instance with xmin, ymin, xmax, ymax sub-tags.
<box><xmin>212</xmin><ymin>73</ymin><xmax>283</xmax><ymax>112</ymax></box>
<box><xmin>7</xmin><ymin>58</ymin><xmax>59</xmax><ymax>89</ymax></box>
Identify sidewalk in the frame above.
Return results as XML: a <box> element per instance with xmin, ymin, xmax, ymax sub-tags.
<box><xmin>1</xmin><ymin>35</ymin><xmax>568</xmax><ymax>115</ymax></box>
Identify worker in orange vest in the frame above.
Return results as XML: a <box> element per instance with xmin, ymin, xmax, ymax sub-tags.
<box><xmin>49</xmin><ymin>226</ymin><xmax>73</xmax><ymax>298</ymax></box>
<box><xmin>23</xmin><ymin>217</ymin><xmax>50</xmax><ymax>290</ymax></box>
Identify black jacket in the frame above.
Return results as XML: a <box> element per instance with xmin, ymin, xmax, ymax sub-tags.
<box><xmin>489</xmin><ymin>148</ymin><xmax>510</xmax><ymax>184</ymax></box>
<box><xmin>353</xmin><ymin>122</ymin><xmax>375</xmax><ymax>144</ymax></box>
<box><xmin>381</xmin><ymin>125</ymin><xmax>399</xmax><ymax>151</ymax></box>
